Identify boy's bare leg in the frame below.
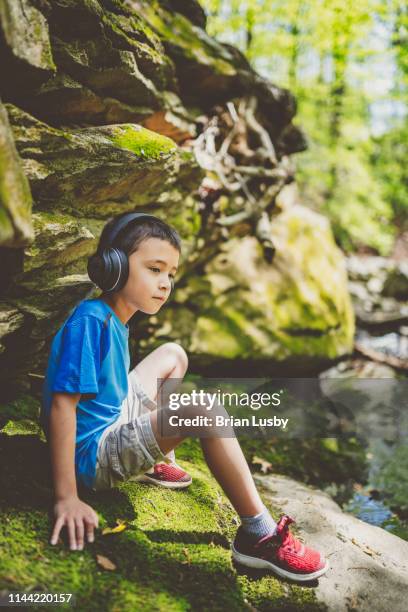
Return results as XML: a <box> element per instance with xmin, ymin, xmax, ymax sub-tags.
<box><xmin>133</xmin><ymin>344</ymin><xmax>264</xmax><ymax>513</ymax></box>
<box><xmin>133</xmin><ymin>342</ymin><xmax>188</xmax><ymax>405</ymax></box>
<box><xmin>133</xmin><ymin>342</ymin><xmax>188</xmax><ymax>466</ymax></box>
<box><xmin>149</xmin><ymin>410</ymin><xmax>264</xmax><ymax>516</ymax></box>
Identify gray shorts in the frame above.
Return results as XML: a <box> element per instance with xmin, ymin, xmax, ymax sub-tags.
<box><xmin>92</xmin><ymin>369</ymin><xmax>166</xmax><ymax>491</ymax></box>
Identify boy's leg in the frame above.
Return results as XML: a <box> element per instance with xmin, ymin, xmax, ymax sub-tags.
<box><xmin>133</xmin><ymin>342</ymin><xmax>188</xmax><ymax>404</ymax></box>
<box><xmin>149</xmin><ymin>409</ymin><xmax>264</xmax><ymax>516</ymax></box>
<box><xmin>130</xmin><ymin>342</ymin><xmax>191</xmax><ymax>486</ymax></box>
<box><xmin>148</xmin><ymin>406</ymin><xmax>329</xmax><ymax>581</ymax></box>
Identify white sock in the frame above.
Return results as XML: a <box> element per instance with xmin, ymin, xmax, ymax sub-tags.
<box><xmin>164</xmin><ymin>449</ymin><xmax>176</xmax><ymax>464</ymax></box>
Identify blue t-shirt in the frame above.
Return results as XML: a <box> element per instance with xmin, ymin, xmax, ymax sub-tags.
<box><xmin>41</xmin><ymin>298</ymin><xmax>130</xmax><ymax>489</ymax></box>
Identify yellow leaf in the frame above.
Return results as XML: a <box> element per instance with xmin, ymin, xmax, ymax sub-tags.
<box><xmin>102</xmin><ymin>523</ymin><xmax>127</xmax><ymax>535</ymax></box>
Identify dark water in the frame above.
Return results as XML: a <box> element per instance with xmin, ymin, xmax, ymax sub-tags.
<box><xmin>345</xmin><ymin>491</ymin><xmax>393</xmax><ymax>526</ymax></box>
<box><xmin>321</xmin><ymin>323</ymin><xmax>408</xmax><ymax>539</ymax></box>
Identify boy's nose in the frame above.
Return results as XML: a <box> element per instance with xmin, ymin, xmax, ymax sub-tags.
<box><xmin>159</xmin><ymin>278</ymin><xmax>171</xmax><ymax>291</ymax></box>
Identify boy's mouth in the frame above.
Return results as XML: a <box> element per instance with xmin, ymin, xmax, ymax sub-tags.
<box><xmin>153</xmin><ymin>296</ymin><xmax>165</xmax><ymax>302</ymax></box>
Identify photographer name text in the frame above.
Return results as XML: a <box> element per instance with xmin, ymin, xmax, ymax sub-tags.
<box><xmin>168</xmin><ymin>415</ymin><xmax>289</xmax><ymax>429</ymax></box>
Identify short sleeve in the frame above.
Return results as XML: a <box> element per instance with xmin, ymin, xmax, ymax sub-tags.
<box><xmin>52</xmin><ymin>316</ymin><xmax>104</xmax><ymax>397</ymax></box>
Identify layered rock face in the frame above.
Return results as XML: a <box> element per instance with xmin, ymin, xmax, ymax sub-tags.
<box><xmin>0</xmin><ymin>0</ymin><xmax>354</xmax><ymax>397</ymax></box>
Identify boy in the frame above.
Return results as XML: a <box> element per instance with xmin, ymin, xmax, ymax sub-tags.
<box><xmin>41</xmin><ymin>211</ymin><xmax>329</xmax><ymax>582</ymax></box>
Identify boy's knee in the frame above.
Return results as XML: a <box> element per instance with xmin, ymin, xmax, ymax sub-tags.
<box><xmin>163</xmin><ymin>342</ymin><xmax>188</xmax><ymax>373</ymax></box>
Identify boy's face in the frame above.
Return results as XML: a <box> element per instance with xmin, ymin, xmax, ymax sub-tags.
<box><xmin>123</xmin><ymin>237</ymin><xmax>180</xmax><ymax>314</ymax></box>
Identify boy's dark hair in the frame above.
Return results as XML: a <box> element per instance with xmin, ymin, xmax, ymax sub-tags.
<box><xmin>97</xmin><ymin>211</ymin><xmax>182</xmax><ymax>257</ymax></box>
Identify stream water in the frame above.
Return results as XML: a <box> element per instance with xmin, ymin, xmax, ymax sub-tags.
<box><xmin>321</xmin><ymin>254</ymin><xmax>408</xmax><ymax>539</ymax></box>
<box><xmin>341</xmin><ymin>436</ymin><xmax>408</xmax><ymax>540</ymax></box>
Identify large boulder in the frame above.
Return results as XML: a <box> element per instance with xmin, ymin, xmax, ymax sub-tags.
<box><xmin>257</xmin><ymin>473</ymin><xmax>408</xmax><ymax>612</ymax></box>
<box><xmin>144</xmin><ymin>205</ymin><xmax>354</xmax><ymax>370</ymax></box>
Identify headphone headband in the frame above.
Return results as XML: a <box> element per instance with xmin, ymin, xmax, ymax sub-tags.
<box><xmin>99</xmin><ymin>212</ymin><xmax>159</xmax><ymax>254</ymax></box>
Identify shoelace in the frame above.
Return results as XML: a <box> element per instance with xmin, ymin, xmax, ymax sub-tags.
<box><xmin>255</xmin><ymin>515</ymin><xmax>301</xmax><ymax>554</ymax></box>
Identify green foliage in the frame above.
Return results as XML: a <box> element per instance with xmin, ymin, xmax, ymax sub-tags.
<box><xmin>372</xmin><ymin>444</ymin><xmax>408</xmax><ymax>514</ymax></box>
<box><xmin>203</xmin><ymin>0</ymin><xmax>407</xmax><ymax>254</ymax></box>
<box><xmin>371</xmin><ymin>121</ymin><xmax>408</xmax><ymax>228</ymax></box>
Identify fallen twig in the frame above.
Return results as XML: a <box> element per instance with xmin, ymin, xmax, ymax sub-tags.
<box><xmin>354</xmin><ymin>342</ymin><xmax>408</xmax><ymax>372</ymax></box>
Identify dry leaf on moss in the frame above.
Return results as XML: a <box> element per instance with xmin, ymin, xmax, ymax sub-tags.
<box><xmin>96</xmin><ymin>554</ymin><xmax>117</xmax><ymax>571</ymax></box>
<box><xmin>182</xmin><ymin>547</ymin><xmax>191</xmax><ymax>565</ymax></box>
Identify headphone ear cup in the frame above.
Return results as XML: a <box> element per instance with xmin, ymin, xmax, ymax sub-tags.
<box><xmin>111</xmin><ymin>248</ymin><xmax>129</xmax><ymax>292</ymax></box>
<box><xmin>87</xmin><ymin>248</ymin><xmax>129</xmax><ymax>292</ymax></box>
<box><xmin>103</xmin><ymin>247</ymin><xmax>129</xmax><ymax>293</ymax></box>
<box><xmin>87</xmin><ymin>253</ymin><xmax>106</xmax><ymax>289</ymax></box>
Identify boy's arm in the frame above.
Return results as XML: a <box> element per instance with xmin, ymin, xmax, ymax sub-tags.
<box><xmin>49</xmin><ymin>392</ymin><xmax>99</xmax><ymax>550</ymax></box>
<box><xmin>49</xmin><ymin>392</ymin><xmax>80</xmax><ymax>500</ymax></box>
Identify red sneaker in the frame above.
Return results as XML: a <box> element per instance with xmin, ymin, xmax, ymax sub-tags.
<box><xmin>135</xmin><ymin>462</ymin><xmax>192</xmax><ymax>489</ymax></box>
<box><xmin>231</xmin><ymin>514</ymin><xmax>329</xmax><ymax>581</ymax></box>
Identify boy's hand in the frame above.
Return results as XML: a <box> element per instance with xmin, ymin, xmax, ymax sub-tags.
<box><xmin>50</xmin><ymin>496</ymin><xmax>99</xmax><ymax>551</ymax></box>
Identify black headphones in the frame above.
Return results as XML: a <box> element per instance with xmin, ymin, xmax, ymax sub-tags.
<box><xmin>87</xmin><ymin>212</ymin><xmax>162</xmax><ymax>293</ymax></box>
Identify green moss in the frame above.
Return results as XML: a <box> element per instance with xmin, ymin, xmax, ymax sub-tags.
<box><xmin>1</xmin><ymin>418</ymin><xmax>43</xmax><ymax>438</ymax></box>
<box><xmin>0</xmin><ymin>408</ymin><xmax>323</xmax><ymax>611</ymax></box>
<box><xmin>0</xmin><ymin>393</ymin><xmax>40</xmax><ymax>429</ymax></box>
<box><xmin>110</xmin><ymin>124</ymin><xmax>177</xmax><ymax>159</ymax></box>
<box><xmin>241</xmin><ymin>436</ymin><xmax>367</xmax><ymax>491</ymax></box>
<box><xmin>193</xmin><ymin>309</ymin><xmax>255</xmax><ymax>358</ymax></box>
<box><xmin>139</xmin><ymin>2</ymin><xmax>236</xmax><ymax>76</ymax></box>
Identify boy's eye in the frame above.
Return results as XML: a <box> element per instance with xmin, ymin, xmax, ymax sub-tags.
<box><xmin>149</xmin><ymin>267</ymin><xmax>176</xmax><ymax>282</ymax></box>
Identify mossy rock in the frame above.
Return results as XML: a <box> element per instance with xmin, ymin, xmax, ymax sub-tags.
<box><xmin>0</xmin><ymin>0</ymin><xmax>56</xmax><ymax>97</ymax></box>
<box><xmin>147</xmin><ymin>205</ymin><xmax>354</xmax><ymax>366</ymax></box>
<box><xmin>50</xmin><ymin>34</ymin><xmax>161</xmax><ymax>107</ymax></box>
<box><xmin>0</xmin><ymin>103</ymin><xmax>34</xmax><ymax>247</ymax></box>
<box><xmin>22</xmin><ymin>212</ymin><xmax>95</xmax><ymax>273</ymax></box>
<box><xmin>138</xmin><ymin>1</ymin><xmax>253</xmax><ymax>108</ymax></box>
<box><xmin>0</xmin><ymin>302</ymin><xmax>26</xmax><ymax>356</ymax></box>
<box><xmin>6</xmin><ymin>105</ymin><xmax>199</xmax><ymax>219</ymax></box>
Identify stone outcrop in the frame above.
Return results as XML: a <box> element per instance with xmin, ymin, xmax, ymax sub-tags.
<box><xmin>0</xmin><ymin>102</ymin><xmax>34</xmax><ymax>247</ymax></box>
<box><xmin>146</xmin><ymin>204</ymin><xmax>354</xmax><ymax>371</ymax></box>
<box><xmin>0</xmin><ymin>0</ymin><xmax>354</xmax><ymax>396</ymax></box>
<box><xmin>257</xmin><ymin>473</ymin><xmax>408</xmax><ymax>612</ymax></box>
